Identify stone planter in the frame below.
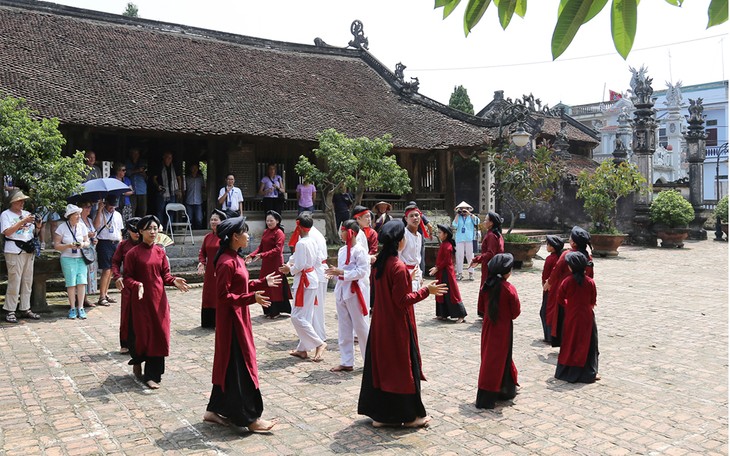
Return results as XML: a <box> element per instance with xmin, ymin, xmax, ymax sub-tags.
<box><xmin>503</xmin><ymin>241</ymin><xmax>541</xmax><ymax>269</ymax></box>
<box><xmin>656</xmin><ymin>228</ymin><xmax>690</xmax><ymax>248</ymax></box>
<box><xmin>591</xmin><ymin>233</ymin><xmax>628</xmax><ymax>257</ymax></box>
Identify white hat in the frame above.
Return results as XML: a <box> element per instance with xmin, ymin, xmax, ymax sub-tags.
<box><xmin>64</xmin><ymin>204</ymin><xmax>82</xmax><ymax>218</ymax></box>
<box><xmin>455</xmin><ymin>201</ymin><xmax>473</xmax><ymax>211</ymax></box>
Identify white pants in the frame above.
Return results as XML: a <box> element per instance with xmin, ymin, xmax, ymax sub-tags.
<box><xmin>336</xmin><ymin>296</ymin><xmax>370</xmax><ymax>367</ymax></box>
<box><xmin>291</xmin><ymin>287</ymin><xmax>324</xmax><ymax>352</ymax></box>
<box><xmin>455</xmin><ymin>241</ymin><xmax>474</xmax><ymax>275</ymax></box>
<box><xmin>4</xmin><ymin>252</ymin><xmax>34</xmax><ymax>312</ymax></box>
<box><xmin>312</xmin><ymin>280</ymin><xmax>328</xmax><ymax>341</ymax></box>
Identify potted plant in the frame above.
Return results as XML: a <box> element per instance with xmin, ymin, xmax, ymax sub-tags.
<box><xmin>490</xmin><ymin>145</ymin><xmax>563</xmax><ymax>268</ymax></box>
<box><xmin>714</xmin><ymin>195</ymin><xmax>728</xmax><ymax>239</ymax></box>
<box><xmin>650</xmin><ymin>190</ymin><xmax>695</xmax><ymax>248</ymax></box>
<box><xmin>576</xmin><ymin>160</ymin><xmax>647</xmax><ymax>257</ymax></box>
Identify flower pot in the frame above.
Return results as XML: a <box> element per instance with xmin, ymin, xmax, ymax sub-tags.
<box><xmin>722</xmin><ymin>223</ymin><xmax>728</xmax><ymax>236</ymax></box>
<box><xmin>503</xmin><ymin>241</ymin><xmax>542</xmax><ymax>269</ymax></box>
<box><xmin>656</xmin><ymin>228</ymin><xmax>690</xmax><ymax>248</ymax></box>
<box><xmin>590</xmin><ymin>233</ymin><xmax>628</xmax><ymax>257</ymax></box>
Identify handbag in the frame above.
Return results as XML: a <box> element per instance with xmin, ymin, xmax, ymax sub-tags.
<box><xmin>10</xmin><ymin>237</ymin><xmax>38</xmax><ymax>254</ymax></box>
<box><xmin>80</xmin><ymin>246</ymin><xmax>96</xmax><ymax>265</ymax></box>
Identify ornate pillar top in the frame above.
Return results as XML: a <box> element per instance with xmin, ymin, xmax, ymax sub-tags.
<box><xmin>685</xmin><ymin>98</ymin><xmax>707</xmax><ymax>140</ymax></box>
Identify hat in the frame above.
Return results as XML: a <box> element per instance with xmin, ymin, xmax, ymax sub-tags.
<box><xmin>212</xmin><ymin>209</ymin><xmax>228</xmax><ymax>220</ymax></box>
<box><xmin>570</xmin><ymin>226</ymin><xmax>591</xmax><ymax>248</ymax></box>
<box><xmin>105</xmin><ymin>195</ymin><xmax>119</xmax><ymax>207</ymax></box>
<box><xmin>436</xmin><ymin>223</ymin><xmax>453</xmax><ymax>238</ymax></box>
<box><xmin>125</xmin><ymin>217</ymin><xmax>141</xmax><ymax>233</ymax></box>
<box><xmin>546</xmin><ymin>235</ymin><xmax>565</xmax><ymax>251</ymax></box>
<box><xmin>378</xmin><ymin>220</ymin><xmax>405</xmax><ymax>245</ymax></box>
<box><xmin>64</xmin><ymin>204</ymin><xmax>82</xmax><ymax>218</ymax></box>
<box><xmin>455</xmin><ymin>201</ymin><xmax>473</xmax><ymax>212</ymax></box>
<box><xmin>373</xmin><ymin>201</ymin><xmax>392</xmax><ymax>212</ymax></box>
<box><xmin>8</xmin><ymin>190</ymin><xmax>29</xmax><ymax>204</ymax></box>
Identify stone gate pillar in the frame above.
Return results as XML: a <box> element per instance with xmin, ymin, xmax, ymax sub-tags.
<box><xmin>479</xmin><ymin>150</ymin><xmax>495</xmax><ymax>217</ymax></box>
<box><xmin>628</xmin><ymin>66</ymin><xmax>658</xmax><ymax>246</ymax></box>
<box><xmin>685</xmin><ymin>98</ymin><xmax>708</xmax><ymax>239</ymax></box>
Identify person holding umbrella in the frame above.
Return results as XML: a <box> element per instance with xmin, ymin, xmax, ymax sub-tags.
<box><xmin>94</xmin><ymin>195</ymin><xmax>124</xmax><ymax>306</ymax></box>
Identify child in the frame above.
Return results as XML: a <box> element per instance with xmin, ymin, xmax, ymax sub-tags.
<box><xmin>540</xmin><ymin>235</ymin><xmax>564</xmax><ymax>342</ymax></box>
<box><xmin>325</xmin><ymin>220</ymin><xmax>370</xmax><ymax>372</ymax></box>
<box><xmin>555</xmin><ymin>251</ymin><xmax>599</xmax><ymax>383</ymax></box>
<box><xmin>112</xmin><ymin>217</ymin><xmax>141</xmax><ymax>353</ymax></box>
<box><xmin>429</xmin><ymin>224</ymin><xmax>467</xmax><ymax>323</ymax></box>
<box><xmin>476</xmin><ymin>253</ymin><xmax>521</xmax><ymax>410</ymax></box>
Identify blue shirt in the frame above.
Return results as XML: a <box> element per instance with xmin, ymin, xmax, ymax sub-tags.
<box><xmin>126</xmin><ymin>160</ymin><xmax>147</xmax><ymax>195</ymax></box>
<box><xmin>452</xmin><ymin>214</ymin><xmax>479</xmax><ymax>243</ymax></box>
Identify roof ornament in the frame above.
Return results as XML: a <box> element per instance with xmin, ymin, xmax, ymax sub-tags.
<box><xmin>685</xmin><ymin>98</ymin><xmax>706</xmax><ymax>139</ymax></box>
<box><xmin>348</xmin><ymin>20</ymin><xmax>369</xmax><ymax>50</ymax></box>
<box><xmin>394</xmin><ymin>62</ymin><xmax>420</xmax><ymax>94</ymax></box>
<box><xmin>628</xmin><ymin>65</ymin><xmax>654</xmax><ymax>106</ymax></box>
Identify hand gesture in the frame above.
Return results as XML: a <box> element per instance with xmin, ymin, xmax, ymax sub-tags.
<box><xmin>115</xmin><ymin>278</ymin><xmax>124</xmax><ymax>291</ymax></box>
<box><xmin>265</xmin><ymin>272</ymin><xmax>282</xmax><ymax>288</ymax></box>
<box><xmin>138</xmin><ymin>284</ymin><xmax>144</xmax><ymax>300</ymax></box>
<box><xmin>324</xmin><ymin>265</ymin><xmax>341</xmax><ymax>278</ymax></box>
<box><xmin>254</xmin><ymin>290</ymin><xmax>271</xmax><ymax>308</ymax></box>
<box><xmin>244</xmin><ymin>255</ymin><xmax>253</xmax><ymax>264</ymax></box>
<box><xmin>278</xmin><ymin>263</ymin><xmax>291</xmax><ymax>275</ymax></box>
<box><xmin>197</xmin><ymin>262</ymin><xmax>205</xmax><ymax>275</ymax></box>
<box><xmin>426</xmin><ymin>280</ymin><xmax>448</xmax><ymax>297</ymax></box>
<box><xmin>23</xmin><ymin>214</ymin><xmax>35</xmax><ymax>225</ymax></box>
<box><xmin>428</xmin><ymin>266</ymin><xmax>437</xmax><ymax>277</ymax></box>
<box><xmin>173</xmin><ymin>277</ymin><xmax>190</xmax><ymax>292</ymax></box>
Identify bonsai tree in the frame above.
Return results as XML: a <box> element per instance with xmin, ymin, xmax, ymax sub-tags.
<box><xmin>490</xmin><ymin>144</ymin><xmax>564</xmax><ymax>239</ymax></box>
<box><xmin>714</xmin><ymin>195</ymin><xmax>728</xmax><ymax>223</ymax></box>
<box><xmin>295</xmin><ymin>128</ymin><xmax>411</xmax><ymax>243</ymax></box>
<box><xmin>650</xmin><ymin>190</ymin><xmax>695</xmax><ymax>229</ymax></box>
<box><xmin>576</xmin><ymin>160</ymin><xmax>647</xmax><ymax>234</ymax></box>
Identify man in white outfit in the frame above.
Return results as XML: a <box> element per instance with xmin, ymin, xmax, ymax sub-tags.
<box><xmin>400</xmin><ymin>205</ymin><xmax>424</xmax><ymax>292</ymax></box>
<box><xmin>280</xmin><ymin>213</ymin><xmax>327</xmax><ymax>361</ymax></box>
<box><xmin>307</xmin><ymin>218</ymin><xmax>329</xmax><ymax>342</ymax></box>
<box><xmin>326</xmin><ymin>220</ymin><xmax>370</xmax><ymax>372</ymax></box>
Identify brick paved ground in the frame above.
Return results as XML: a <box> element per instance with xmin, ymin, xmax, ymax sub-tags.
<box><xmin>0</xmin><ymin>239</ymin><xmax>726</xmax><ymax>455</ymax></box>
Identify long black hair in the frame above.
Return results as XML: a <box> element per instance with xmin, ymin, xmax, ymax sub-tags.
<box><xmin>213</xmin><ymin>216</ymin><xmax>248</xmax><ymax>267</ymax></box>
<box><xmin>487</xmin><ymin>211</ymin><xmax>503</xmax><ymax>238</ymax></box>
<box><xmin>373</xmin><ymin>220</ymin><xmax>405</xmax><ymax>279</ymax></box>
<box><xmin>483</xmin><ymin>253</ymin><xmax>514</xmax><ymax>323</ymax></box>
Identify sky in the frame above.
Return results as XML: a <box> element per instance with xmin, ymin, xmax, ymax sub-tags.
<box><xmin>50</xmin><ymin>0</ymin><xmax>728</xmax><ymax>110</ymax></box>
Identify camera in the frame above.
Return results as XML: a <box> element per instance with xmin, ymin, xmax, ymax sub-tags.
<box><xmin>458</xmin><ymin>209</ymin><xmax>466</xmax><ymax>215</ymax></box>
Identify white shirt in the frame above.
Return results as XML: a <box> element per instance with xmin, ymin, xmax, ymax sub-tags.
<box><xmin>334</xmin><ymin>243</ymin><xmax>370</xmax><ymax>302</ymax></box>
<box><xmin>218</xmin><ymin>186</ymin><xmax>244</xmax><ymax>211</ymax></box>
<box><xmin>55</xmin><ymin>222</ymin><xmax>89</xmax><ymax>258</ymax></box>
<box><xmin>309</xmin><ymin>226</ymin><xmax>329</xmax><ymax>281</ymax></box>
<box><xmin>1</xmin><ymin>209</ymin><xmax>33</xmax><ymax>254</ymax></box>
<box><xmin>289</xmin><ymin>236</ymin><xmax>319</xmax><ymax>290</ymax></box>
<box><xmin>355</xmin><ymin>230</ymin><xmax>369</xmax><ymax>253</ymax></box>
<box><xmin>95</xmin><ymin>209</ymin><xmax>124</xmax><ymax>241</ymax></box>
<box><xmin>399</xmin><ymin>228</ymin><xmax>422</xmax><ymax>267</ymax></box>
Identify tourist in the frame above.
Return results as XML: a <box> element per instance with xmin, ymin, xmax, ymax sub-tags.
<box><xmin>372</xmin><ymin>201</ymin><xmax>392</xmax><ymax>233</ymax></box>
<box><xmin>54</xmin><ymin>204</ymin><xmax>90</xmax><ymax>320</ymax></box>
<box><xmin>555</xmin><ymin>251</ymin><xmax>600</xmax><ymax>384</ymax></box>
<box><xmin>113</xmin><ymin>162</ymin><xmax>134</xmax><ymax>221</ymax></box>
<box><xmin>259</xmin><ymin>164</ymin><xmax>285</xmax><ymax>214</ymax></box>
<box><xmin>470</xmin><ymin>212</ymin><xmax>504</xmax><ymax>319</ymax></box>
<box><xmin>245</xmin><ymin>210</ymin><xmax>291</xmax><ymax>319</ymax></box>
<box><xmin>429</xmin><ymin>224</ymin><xmax>466</xmax><ymax>323</ymax></box>
<box><xmin>84</xmin><ymin>151</ymin><xmax>102</xmax><ymax>182</ymax></box>
<box><xmin>332</xmin><ymin>185</ymin><xmax>353</xmax><ymax>229</ymax></box>
<box><xmin>325</xmin><ymin>220</ymin><xmax>370</xmax><ymax>373</ymax></box>
<box><xmin>545</xmin><ymin>226</ymin><xmax>594</xmax><ymax>347</ymax></box>
<box><xmin>80</xmin><ymin>201</ymin><xmax>98</xmax><ymax>308</ymax></box>
<box><xmin>112</xmin><ymin>217</ymin><xmax>141</xmax><ymax>352</ymax></box>
<box><xmin>198</xmin><ymin>210</ymin><xmax>227</xmax><ymax>328</ymax></box>
<box><xmin>476</xmin><ymin>253</ymin><xmax>520</xmax><ymax>409</ymax></box>
<box><xmin>357</xmin><ymin>220</ymin><xmax>446</xmax><ymax>428</ymax></box>
<box><xmin>94</xmin><ymin>195</ymin><xmax>124</xmax><ymax>306</ymax></box>
<box><xmin>123</xmin><ymin>215</ymin><xmax>189</xmax><ymax>389</ymax></box>
<box><xmin>540</xmin><ymin>235</ymin><xmax>564</xmax><ymax>342</ymax></box>
<box><xmin>296</xmin><ymin>178</ymin><xmax>316</xmax><ymax>214</ymax></box>
<box><xmin>185</xmin><ymin>162</ymin><xmax>205</xmax><ymax>229</ymax></box>
<box><xmin>217</xmin><ymin>173</ymin><xmax>243</xmax><ymax>218</ymax></box>
<box><xmin>203</xmin><ymin>216</ymin><xmax>279</xmax><ymax>432</ymax></box>
<box><xmin>279</xmin><ymin>213</ymin><xmax>327</xmax><ymax>361</ymax></box>
<box><xmin>452</xmin><ymin>201</ymin><xmax>478</xmax><ymax>281</ymax></box>
<box><xmin>152</xmin><ymin>151</ymin><xmax>182</xmax><ymax>227</ymax></box>
<box><xmin>1</xmin><ymin>190</ymin><xmax>42</xmax><ymax>323</ymax></box>
<box><xmin>126</xmin><ymin>147</ymin><xmax>148</xmax><ymax>218</ymax></box>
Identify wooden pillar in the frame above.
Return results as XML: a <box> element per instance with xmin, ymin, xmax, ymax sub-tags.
<box><xmin>444</xmin><ymin>149</ymin><xmax>455</xmax><ymax>213</ymax></box>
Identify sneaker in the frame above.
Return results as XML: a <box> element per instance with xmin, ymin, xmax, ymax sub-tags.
<box><xmin>68</xmin><ymin>308</ymin><xmax>77</xmax><ymax>319</ymax></box>
<box><xmin>78</xmin><ymin>308</ymin><xmax>87</xmax><ymax>319</ymax></box>
<box><xmin>468</xmin><ymin>272</ymin><xmax>474</xmax><ymax>281</ymax></box>
<box><xmin>456</xmin><ymin>273</ymin><xmax>463</xmax><ymax>281</ymax></box>
<box><xmin>40</xmin><ymin>242</ymin><xmax>46</xmax><ymax>250</ymax></box>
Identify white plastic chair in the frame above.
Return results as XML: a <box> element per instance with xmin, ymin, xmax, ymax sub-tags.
<box><xmin>165</xmin><ymin>203</ymin><xmax>194</xmax><ymax>245</ymax></box>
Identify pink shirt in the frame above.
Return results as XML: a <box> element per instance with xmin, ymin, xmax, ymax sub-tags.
<box><xmin>296</xmin><ymin>183</ymin><xmax>316</xmax><ymax>207</ymax></box>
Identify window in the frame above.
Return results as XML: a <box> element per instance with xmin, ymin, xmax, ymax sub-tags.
<box><xmin>420</xmin><ymin>158</ymin><xmax>439</xmax><ymax>192</ymax></box>
<box><xmin>707</xmin><ymin>128</ymin><xmax>718</xmax><ymax>147</ymax></box>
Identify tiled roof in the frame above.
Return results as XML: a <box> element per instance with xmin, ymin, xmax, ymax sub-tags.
<box><xmin>540</xmin><ymin>116</ymin><xmax>598</xmax><ymax>145</ymax></box>
<box><xmin>0</xmin><ymin>1</ymin><xmax>491</xmax><ymax>150</ymax></box>
<box><xmin>564</xmin><ymin>153</ymin><xmax>600</xmax><ymax>176</ymax></box>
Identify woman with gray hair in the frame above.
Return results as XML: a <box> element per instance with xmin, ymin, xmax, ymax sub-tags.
<box><xmin>54</xmin><ymin>204</ymin><xmax>91</xmax><ymax>319</ymax></box>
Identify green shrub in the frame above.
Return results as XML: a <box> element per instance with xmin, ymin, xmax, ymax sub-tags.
<box><xmin>650</xmin><ymin>190</ymin><xmax>694</xmax><ymax>228</ymax></box>
<box><xmin>502</xmin><ymin>232</ymin><xmax>532</xmax><ymax>243</ymax></box>
<box><xmin>714</xmin><ymin>195</ymin><xmax>729</xmax><ymax>223</ymax></box>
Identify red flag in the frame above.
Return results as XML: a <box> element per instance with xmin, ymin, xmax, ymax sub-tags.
<box><xmin>609</xmin><ymin>90</ymin><xmax>623</xmax><ymax>101</ymax></box>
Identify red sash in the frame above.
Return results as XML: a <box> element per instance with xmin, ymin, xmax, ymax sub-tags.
<box><xmin>339</xmin><ymin>276</ymin><xmax>368</xmax><ymax>316</ymax></box>
<box><xmin>295</xmin><ymin>267</ymin><xmax>315</xmax><ymax>307</ymax></box>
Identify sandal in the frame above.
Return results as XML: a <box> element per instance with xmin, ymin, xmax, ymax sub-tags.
<box><xmin>5</xmin><ymin>312</ymin><xmax>17</xmax><ymax>323</ymax></box>
<box><xmin>20</xmin><ymin>310</ymin><xmax>41</xmax><ymax>320</ymax></box>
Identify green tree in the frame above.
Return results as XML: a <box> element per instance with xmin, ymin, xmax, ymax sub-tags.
<box><xmin>295</xmin><ymin>129</ymin><xmax>412</xmax><ymax>243</ymax></box>
<box><xmin>434</xmin><ymin>0</ymin><xmax>727</xmax><ymax>60</ymax></box>
<box><xmin>490</xmin><ymin>145</ymin><xmax>564</xmax><ymax>234</ymax></box>
<box><xmin>576</xmin><ymin>159</ymin><xmax>647</xmax><ymax>233</ymax></box>
<box><xmin>122</xmin><ymin>2</ymin><xmax>139</xmax><ymax>17</ymax></box>
<box><xmin>449</xmin><ymin>85</ymin><xmax>475</xmax><ymax>115</ymax></box>
<box><xmin>0</xmin><ymin>96</ymin><xmax>86</xmax><ymax>213</ymax></box>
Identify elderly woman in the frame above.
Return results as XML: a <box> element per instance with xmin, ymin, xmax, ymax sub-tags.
<box><xmin>54</xmin><ymin>204</ymin><xmax>91</xmax><ymax>319</ymax></box>
<box><xmin>80</xmin><ymin>201</ymin><xmax>98</xmax><ymax>308</ymax></box>
<box><xmin>372</xmin><ymin>201</ymin><xmax>393</xmax><ymax>233</ymax></box>
<box><xmin>197</xmin><ymin>209</ymin><xmax>227</xmax><ymax>328</ymax></box>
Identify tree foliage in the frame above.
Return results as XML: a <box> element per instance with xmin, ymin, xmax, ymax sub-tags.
<box><xmin>434</xmin><ymin>0</ymin><xmax>728</xmax><ymax>60</ymax></box>
<box><xmin>123</xmin><ymin>2</ymin><xmax>139</xmax><ymax>17</ymax></box>
<box><xmin>714</xmin><ymin>195</ymin><xmax>728</xmax><ymax>223</ymax></box>
<box><xmin>448</xmin><ymin>85</ymin><xmax>475</xmax><ymax>115</ymax></box>
<box><xmin>0</xmin><ymin>96</ymin><xmax>86</xmax><ymax>213</ymax></box>
<box><xmin>576</xmin><ymin>159</ymin><xmax>647</xmax><ymax>233</ymax></box>
<box><xmin>295</xmin><ymin>129</ymin><xmax>412</xmax><ymax>243</ymax></box>
<box><xmin>490</xmin><ymin>145</ymin><xmax>564</xmax><ymax>234</ymax></box>
<box><xmin>650</xmin><ymin>190</ymin><xmax>695</xmax><ymax>228</ymax></box>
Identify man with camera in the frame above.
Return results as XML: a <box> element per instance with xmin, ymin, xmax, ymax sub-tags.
<box><xmin>452</xmin><ymin>201</ymin><xmax>479</xmax><ymax>281</ymax></box>
<box><xmin>1</xmin><ymin>190</ymin><xmax>42</xmax><ymax>322</ymax></box>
